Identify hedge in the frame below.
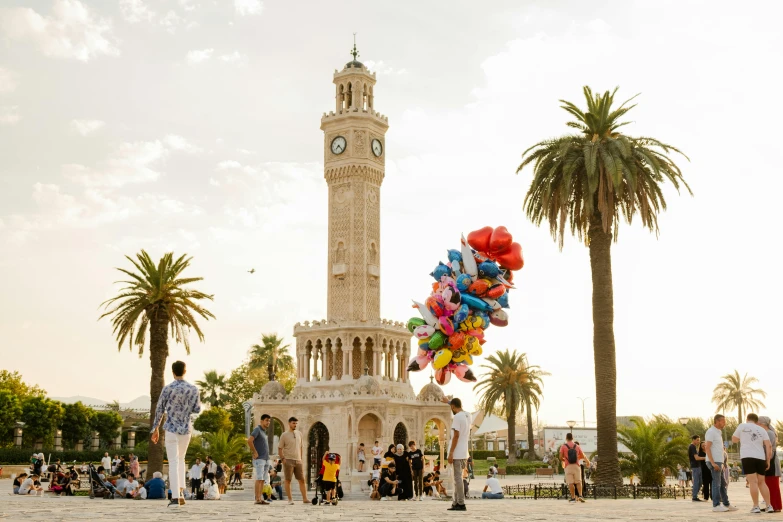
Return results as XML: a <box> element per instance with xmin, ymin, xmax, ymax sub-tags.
<box><xmin>469</xmin><ymin>450</ymin><xmax>507</xmax><ymax>460</ymax></box>
<box><xmin>0</xmin><ymin>448</ymin><xmax>148</xmax><ymax>465</ymax></box>
<box><xmin>505</xmin><ymin>461</ymin><xmax>547</xmax><ymax>475</ymax></box>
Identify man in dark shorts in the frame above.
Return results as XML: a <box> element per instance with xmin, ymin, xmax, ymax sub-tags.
<box><xmin>732</xmin><ymin>413</ymin><xmax>773</xmax><ymax>513</ymax></box>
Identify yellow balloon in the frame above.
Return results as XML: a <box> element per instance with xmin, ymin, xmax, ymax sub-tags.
<box><xmin>432</xmin><ymin>348</ymin><xmax>453</xmax><ymax>370</ymax></box>
<box><xmin>463</xmin><ymin>335</ymin><xmax>480</xmax><ymax>354</ymax></box>
<box><xmin>459</xmin><ymin>316</ymin><xmax>482</xmax><ymax>332</ymax></box>
<box><xmin>450</xmin><ymin>346</ymin><xmax>473</xmax><ymax>366</ymax></box>
<box><xmin>469</xmin><ymin>343</ymin><xmax>483</xmax><ymax>357</ymax></box>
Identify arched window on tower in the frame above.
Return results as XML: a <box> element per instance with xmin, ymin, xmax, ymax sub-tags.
<box><xmin>368</xmin><ymin>85</ymin><xmax>374</xmax><ymax>110</ymax></box>
<box><xmin>337</xmin><ymin>84</ymin><xmax>345</xmax><ymax>113</ymax></box>
<box><xmin>346</xmin><ymin>82</ymin><xmax>353</xmax><ymax>110</ymax></box>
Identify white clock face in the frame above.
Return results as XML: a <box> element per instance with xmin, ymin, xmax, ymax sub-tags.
<box><xmin>371</xmin><ymin>139</ymin><xmax>383</xmax><ymax>157</ymax></box>
<box><xmin>331</xmin><ymin>136</ymin><xmax>346</xmax><ymax>155</ymax></box>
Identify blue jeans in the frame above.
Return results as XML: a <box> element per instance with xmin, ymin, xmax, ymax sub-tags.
<box><xmin>482</xmin><ymin>492</ymin><xmax>504</xmax><ymax>499</ymax></box>
<box><xmin>691</xmin><ymin>467</ymin><xmax>702</xmax><ymax>500</ymax></box>
<box><xmin>273</xmin><ymin>485</ymin><xmax>283</xmax><ymax>500</ymax></box>
<box><xmin>708</xmin><ymin>462</ymin><xmax>729</xmax><ymax>507</ymax></box>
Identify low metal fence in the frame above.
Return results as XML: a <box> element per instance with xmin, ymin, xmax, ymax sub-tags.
<box><xmin>502</xmin><ymin>483</ymin><xmax>695</xmax><ymax>500</ymax></box>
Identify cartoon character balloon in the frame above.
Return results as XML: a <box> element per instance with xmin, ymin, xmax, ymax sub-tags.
<box><xmin>407</xmin><ymin>226</ymin><xmax>524</xmax><ymax>386</ymax></box>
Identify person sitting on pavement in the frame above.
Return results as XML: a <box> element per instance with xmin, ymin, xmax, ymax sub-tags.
<box><xmin>481</xmin><ymin>473</ymin><xmax>504</xmax><ymax>499</ymax></box>
<box><xmin>269</xmin><ymin>469</ymin><xmax>283</xmax><ymax>500</ymax></box>
<box><xmin>202</xmin><ymin>472</ymin><xmax>220</xmax><ymax>500</ymax></box>
<box><xmin>144</xmin><ymin>471</ymin><xmax>167</xmax><ymax>499</ymax></box>
<box><xmin>432</xmin><ymin>470</ymin><xmax>448</xmax><ymax>497</ymax></box>
<box><xmin>121</xmin><ymin>473</ymin><xmax>140</xmax><ymax>498</ymax></box>
<box><xmin>13</xmin><ymin>473</ymin><xmax>28</xmax><ymax>494</ymax></box>
<box><xmin>18</xmin><ymin>474</ymin><xmax>42</xmax><ymax>495</ymax></box>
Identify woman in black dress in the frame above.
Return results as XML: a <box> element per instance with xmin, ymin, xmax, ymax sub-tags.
<box><xmin>393</xmin><ymin>444</ymin><xmax>413</xmax><ymax>500</ymax></box>
<box><xmin>699</xmin><ymin>442</ymin><xmax>711</xmax><ymax>500</ymax></box>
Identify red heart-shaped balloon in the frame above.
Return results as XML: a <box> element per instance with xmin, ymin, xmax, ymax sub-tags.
<box><xmin>489</xmin><ymin>226</ymin><xmax>513</xmax><ymax>255</ymax></box>
<box><xmin>495</xmin><ymin>242</ymin><xmax>524</xmax><ymax>271</ymax></box>
<box><xmin>467</xmin><ymin>226</ymin><xmax>493</xmax><ymax>253</ymax></box>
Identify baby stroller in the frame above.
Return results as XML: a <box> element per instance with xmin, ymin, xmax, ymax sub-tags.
<box><xmin>87</xmin><ymin>463</ymin><xmax>117</xmax><ymax>499</ymax></box>
<box><xmin>311</xmin><ymin>453</ymin><xmax>343</xmax><ymax>505</ymax></box>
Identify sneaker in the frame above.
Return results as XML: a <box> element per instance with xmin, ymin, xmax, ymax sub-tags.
<box><xmin>692</xmin><ymin>498</ymin><xmax>703</xmax><ymax>502</ymax></box>
<box><xmin>381</xmin><ymin>497</ymin><xmax>389</xmax><ymax>501</ymax></box>
<box><xmin>447</xmin><ymin>505</ymin><xmax>466</xmax><ymax>511</ymax></box>
<box><xmin>569</xmin><ymin>498</ymin><xmax>576</xmax><ymax>503</ymax></box>
<box><xmin>288</xmin><ymin>500</ymin><xmax>294</xmax><ymax>505</ymax></box>
<box><xmin>767</xmin><ymin>506</ymin><xmax>775</xmax><ymax>513</ymax></box>
<box><xmin>750</xmin><ymin>506</ymin><xmax>761</xmax><ymax>513</ymax></box>
<box><xmin>726</xmin><ymin>505</ymin><xmax>738</xmax><ymax>511</ymax></box>
<box><xmin>577</xmin><ymin>497</ymin><xmax>586</xmax><ymax>503</ymax></box>
<box><xmin>713</xmin><ymin>506</ymin><xmax>729</xmax><ymax>512</ymax></box>
<box><xmin>178</xmin><ymin>497</ymin><xmax>186</xmax><ymax>506</ymax></box>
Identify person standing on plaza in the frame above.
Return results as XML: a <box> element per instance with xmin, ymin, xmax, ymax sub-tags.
<box><xmin>357</xmin><ymin>443</ymin><xmax>366</xmax><ymax>472</ymax></box>
<box><xmin>393</xmin><ymin>443</ymin><xmax>413</xmax><ymax>500</ymax></box>
<box><xmin>372</xmin><ymin>440</ymin><xmax>383</xmax><ymax>468</ymax></box>
<box><xmin>688</xmin><ymin>434</ymin><xmax>705</xmax><ymax>501</ymax></box>
<box><xmin>732</xmin><ymin>413</ymin><xmax>773</xmax><ymax>513</ymax></box>
<box><xmin>704</xmin><ymin>414</ymin><xmax>738</xmax><ymax>512</ymax></box>
<box><xmin>758</xmin><ymin>416</ymin><xmax>782</xmax><ymax>512</ymax></box>
<box><xmin>699</xmin><ymin>441</ymin><xmax>712</xmax><ymax>501</ymax></box>
<box><xmin>248</xmin><ymin>413</ymin><xmax>272</xmax><ymax>505</ymax></box>
<box><xmin>277</xmin><ymin>416</ymin><xmax>309</xmax><ymax>505</ymax></box>
<box><xmin>560</xmin><ymin>432</ymin><xmax>589</xmax><ymax>503</ymax></box>
<box><xmin>408</xmin><ymin>440</ymin><xmax>424</xmax><ymax>501</ymax></box>
<box><xmin>189</xmin><ymin>458</ymin><xmax>203</xmax><ymax>496</ymax></box>
<box><xmin>150</xmin><ymin>360</ymin><xmax>202</xmax><ymax>507</ymax></box>
<box><xmin>101</xmin><ymin>452</ymin><xmax>112</xmax><ymax>474</ymax></box>
<box><xmin>129</xmin><ymin>453</ymin><xmax>140</xmax><ymax>480</ymax></box>
<box><xmin>446</xmin><ymin>397</ymin><xmax>470</xmax><ymax>512</ymax></box>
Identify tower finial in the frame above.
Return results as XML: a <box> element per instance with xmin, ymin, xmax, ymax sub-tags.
<box><xmin>351</xmin><ymin>33</ymin><xmax>359</xmax><ymax>61</ymax></box>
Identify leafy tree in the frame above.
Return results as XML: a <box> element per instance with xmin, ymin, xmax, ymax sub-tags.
<box><xmin>195</xmin><ymin>370</ymin><xmax>229</xmax><ymax>408</ymax></box>
<box><xmin>683</xmin><ymin>417</ymin><xmax>710</xmax><ymax>439</ymax></box>
<box><xmin>105</xmin><ymin>400</ymin><xmax>121</xmax><ymax>412</ymax></box>
<box><xmin>249</xmin><ymin>334</ymin><xmax>294</xmax><ymax>381</ymax></box>
<box><xmin>193</xmin><ymin>407</ymin><xmax>234</xmax><ymax>434</ymax></box>
<box><xmin>0</xmin><ymin>390</ymin><xmax>22</xmax><ymax>446</ymax></box>
<box><xmin>0</xmin><ymin>370</ymin><xmax>46</xmax><ymax>400</ymax></box>
<box><xmin>61</xmin><ymin>402</ymin><xmax>96</xmax><ymax>449</ymax></box>
<box><xmin>99</xmin><ymin>250</ymin><xmax>215</xmax><ymax>475</ymax></box>
<box><xmin>223</xmin><ymin>361</ymin><xmax>296</xmax><ymax>437</ymax></box>
<box><xmin>189</xmin><ymin>430</ymin><xmax>249</xmax><ymax>466</ymax></box>
<box><xmin>518</xmin><ymin>87</ymin><xmax>690</xmax><ymax>485</ymax></box>
<box><xmin>91</xmin><ymin>410</ymin><xmax>123</xmax><ymax>447</ymax></box>
<box><xmin>21</xmin><ymin>397</ymin><xmax>64</xmax><ymax>447</ymax></box>
<box><xmin>711</xmin><ymin>370</ymin><xmax>766</xmax><ymax>424</ymax></box>
<box><xmin>617</xmin><ymin>416</ymin><xmax>688</xmax><ymax>486</ymax></box>
<box><xmin>474</xmin><ymin>349</ymin><xmax>548</xmax><ymax>465</ymax></box>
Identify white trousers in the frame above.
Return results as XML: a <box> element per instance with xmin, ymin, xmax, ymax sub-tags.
<box><xmin>164</xmin><ymin>431</ymin><xmax>191</xmax><ymax>498</ymax></box>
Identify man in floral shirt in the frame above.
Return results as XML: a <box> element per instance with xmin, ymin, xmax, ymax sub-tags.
<box><xmin>151</xmin><ymin>360</ymin><xmax>201</xmax><ymax>506</ymax></box>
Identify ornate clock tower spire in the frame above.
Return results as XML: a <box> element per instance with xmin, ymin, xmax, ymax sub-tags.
<box><xmin>321</xmin><ymin>46</ymin><xmax>388</xmax><ymax>322</ymax></box>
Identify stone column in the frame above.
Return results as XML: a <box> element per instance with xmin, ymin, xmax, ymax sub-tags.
<box><xmin>14</xmin><ymin>425</ymin><xmax>23</xmax><ymax>448</ymax></box>
<box><xmin>91</xmin><ymin>431</ymin><xmax>100</xmax><ymax>451</ymax></box>
<box><xmin>113</xmin><ymin>434</ymin><xmax>122</xmax><ymax>450</ymax></box>
<box><xmin>128</xmin><ymin>430</ymin><xmax>136</xmax><ymax>450</ymax></box>
<box><xmin>75</xmin><ymin>440</ymin><xmax>84</xmax><ymax>451</ymax></box>
<box><xmin>55</xmin><ymin>429</ymin><xmax>63</xmax><ymax>451</ymax></box>
<box><xmin>347</xmin><ymin>343</ymin><xmax>354</xmax><ymax>379</ymax></box>
<box><xmin>342</xmin><ymin>346</ymin><xmax>350</xmax><ymax>380</ymax></box>
<box><xmin>320</xmin><ymin>347</ymin><xmax>327</xmax><ymax>381</ymax></box>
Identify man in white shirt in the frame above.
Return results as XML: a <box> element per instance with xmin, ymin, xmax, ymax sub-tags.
<box><xmin>189</xmin><ymin>458</ymin><xmax>203</xmax><ymax>496</ymax></box>
<box><xmin>447</xmin><ymin>397</ymin><xmax>470</xmax><ymax>512</ymax></box>
<box><xmin>122</xmin><ymin>473</ymin><xmax>140</xmax><ymax>498</ymax></box>
<box><xmin>101</xmin><ymin>452</ymin><xmax>112</xmax><ymax>473</ymax></box>
<box><xmin>732</xmin><ymin>413</ymin><xmax>772</xmax><ymax>513</ymax></box>
<box><xmin>704</xmin><ymin>414</ymin><xmax>738</xmax><ymax>512</ymax></box>
<box><xmin>371</xmin><ymin>441</ymin><xmax>382</xmax><ymax>468</ymax></box>
<box><xmin>481</xmin><ymin>473</ymin><xmax>504</xmax><ymax>499</ymax></box>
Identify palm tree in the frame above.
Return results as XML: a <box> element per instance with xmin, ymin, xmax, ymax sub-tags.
<box><xmin>617</xmin><ymin>416</ymin><xmax>688</xmax><ymax>486</ymax></box>
<box><xmin>196</xmin><ymin>370</ymin><xmax>229</xmax><ymax>408</ymax></box>
<box><xmin>248</xmin><ymin>333</ymin><xmax>294</xmax><ymax>451</ymax></box>
<box><xmin>474</xmin><ymin>349</ymin><xmax>548</xmax><ymax>465</ymax></box>
<box><xmin>517</xmin><ymin>87</ymin><xmax>690</xmax><ymax>485</ymax></box>
<box><xmin>100</xmin><ymin>250</ymin><xmax>215</xmax><ymax>475</ymax></box>
<box><xmin>711</xmin><ymin>370</ymin><xmax>767</xmax><ymax>424</ymax></box>
<box><xmin>189</xmin><ymin>430</ymin><xmax>249</xmax><ymax>466</ymax></box>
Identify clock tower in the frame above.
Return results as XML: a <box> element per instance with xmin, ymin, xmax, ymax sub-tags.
<box><xmin>321</xmin><ymin>46</ymin><xmax>388</xmax><ymax>322</ymax></box>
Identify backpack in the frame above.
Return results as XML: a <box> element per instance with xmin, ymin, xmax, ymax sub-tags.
<box><xmin>565</xmin><ymin>443</ymin><xmax>579</xmax><ymax>465</ymax></box>
<box><xmin>215</xmin><ymin>465</ymin><xmax>224</xmax><ymax>479</ymax></box>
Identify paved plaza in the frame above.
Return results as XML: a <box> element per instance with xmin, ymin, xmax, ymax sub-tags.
<box><xmin>0</xmin><ymin>478</ymin><xmax>774</xmax><ymax>521</ymax></box>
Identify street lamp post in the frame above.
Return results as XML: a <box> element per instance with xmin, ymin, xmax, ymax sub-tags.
<box><xmin>567</xmin><ymin>420</ymin><xmax>576</xmax><ymax>437</ymax></box>
<box><xmin>577</xmin><ymin>397</ymin><xmax>590</xmax><ymax>427</ymax></box>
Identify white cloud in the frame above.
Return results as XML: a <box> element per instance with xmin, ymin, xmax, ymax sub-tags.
<box><xmin>179</xmin><ymin>0</ymin><xmax>196</xmax><ymax>12</ymax></box>
<box><xmin>119</xmin><ymin>0</ymin><xmax>155</xmax><ymax>23</ymax></box>
<box><xmin>0</xmin><ymin>106</ymin><xmax>20</xmax><ymax>125</ymax></box>
<box><xmin>0</xmin><ymin>0</ymin><xmax>119</xmax><ymax>62</ymax></box>
<box><xmin>164</xmin><ymin>134</ymin><xmax>201</xmax><ymax>153</ymax></box>
<box><xmin>158</xmin><ymin>10</ymin><xmax>183</xmax><ymax>34</ymax></box>
<box><xmin>209</xmin><ymin>177</ymin><xmax>220</xmax><ymax>187</ymax></box>
<box><xmin>363</xmin><ymin>60</ymin><xmax>408</xmax><ymax>76</ymax></box>
<box><xmin>0</xmin><ymin>67</ymin><xmax>18</xmax><ymax>94</ymax></box>
<box><xmin>237</xmin><ymin>148</ymin><xmax>256</xmax><ymax>155</ymax></box>
<box><xmin>217</xmin><ymin>160</ymin><xmax>241</xmax><ymax>170</ymax></box>
<box><xmin>64</xmin><ymin>140</ymin><xmax>168</xmax><ymax>188</ymax></box>
<box><xmin>219</xmin><ymin>51</ymin><xmax>246</xmax><ymax>65</ymax></box>
<box><xmin>186</xmin><ymin>48</ymin><xmax>213</xmax><ymax>64</ymax></box>
<box><xmin>234</xmin><ymin>0</ymin><xmax>263</xmax><ymax>16</ymax></box>
<box><xmin>70</xmin><ymin>119</ymin><xmax>104</xmax><ymax>136</ymax></box>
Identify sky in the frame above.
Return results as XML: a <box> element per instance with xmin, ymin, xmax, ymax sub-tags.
<box><xmin>1</xmin><ymin>0</ymin><xmax>782</xmax><ymax>428</ymax></box>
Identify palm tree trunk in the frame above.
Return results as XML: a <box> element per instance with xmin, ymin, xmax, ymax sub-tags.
<box><xmin>738</xmin><ymin>402</ymin><xmax>742</xmax><ymax>425</ymax></box>
<box><xmin>266</xmin><ymin>368</ymin><xmax>274</xmax><ymax>453</ymax></box>
<box><xmin>508</xmin><ymin>407</ymin><xmax>517</xmax><ymax>466</ymax></box>
<box><xmin>588</xmin><ymin>214</ymin><xmax>622</xmax><ymax>486</ymax></box>
<box><xmin>148</xmin><ymin>309</ymin><xmax>170</xmax><ymax>475</ymax></box>
<box><xmin>525</xmin><ymin>396</ymin><xmax>537</xmax><ymax>460</ymax></box>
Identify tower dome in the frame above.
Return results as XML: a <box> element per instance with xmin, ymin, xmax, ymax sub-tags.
<box><xmin>354</xmin><ymin>369</ymin><xmax>381</xmax><ymax>396</ymax></box>
<box><xmin>260</xmin><ymin>380</ymin><xmax>286</xmax><ymax>399</ymax></box>
<box><xmin>417</xmin><ymin>378</ymin><xmax>444</xmax><ymax>402</ymax></box>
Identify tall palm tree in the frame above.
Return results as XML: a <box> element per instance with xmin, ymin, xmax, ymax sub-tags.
<box><xmin>518</xmin><ymin>87</ymin><xmax>690</xmax><ymax>485</ymax></box>
<box><xmin>100</xmin><ymin>250</ymin><xmax>215</xmax><ymax>475</ymax></box>
<box><xmin>196</xmin><ymin>370</ymin><xmax>229</xmax><ymax>408</ymax></box>
<box><xmin>617</xmin><ymin>416</ymin><xmax>688</xmax><ymax>486</ymax></box>
<box><xmin>712</xmin><ymin>370</ymin><xmax>766</xmax><ymax>424</ymax></box>
<box><xmin>248</xmin><ymin>333</ymin><xmax>294</xmax><ymax>451</ymax></box>
<box><xmin>474</xmin><ymin>349</ymin><xmax>548</xmax><ymax>465</ymax></box>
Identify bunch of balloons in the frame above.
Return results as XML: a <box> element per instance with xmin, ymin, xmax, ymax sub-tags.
<box><xmin>406</xmin><ymin>226</ymin><xmax>524</xmax><ymax>385</ymax></box>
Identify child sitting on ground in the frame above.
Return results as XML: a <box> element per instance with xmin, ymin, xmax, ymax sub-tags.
<box><xmin>202</xmin><ymin>472</ymin><xmax>220</xmax><ymax>500</ymax></box>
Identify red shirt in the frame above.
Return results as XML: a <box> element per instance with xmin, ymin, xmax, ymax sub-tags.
<box><xmin>559</xmin><ymin>442</ymin><xmax>585</xmax><ymax>464</ymax></box>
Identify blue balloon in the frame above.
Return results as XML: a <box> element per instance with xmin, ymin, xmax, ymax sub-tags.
<box><xmin>476</xmin><ymin>310</ymin><xmax>490</xmax><ymax>328</ymax></box>
<box><xmin>478</xmin><ymin>261</ymin><xmax>500</xmax><ymax>279</ymax></box>
<box><xmin>447</xmin><ymin>249</ymin><xmax>463</xmax><ymax>263</ymax></box>
<box><xmin>453</xmin><ymin>303</ymin><xmax>470</xmax><ymax>323</ymax></box>
<box><xmin>456</xmin><ymin>273</ymin><xmax>472</xmax><ymax>293</ymax></box>
<box><xmin>497</xmin><ymin>293</ymin><xmax>510</xmax><ymax>309</ymax></box>
<box><xmin>430</xmin><ymin>261</ymin><xmax>451</xmax><ymax>281</ymax></box>
<box><xmin>460</xmin><ymin>293</ymin><xmax>494</xmax><ymax>312</ymax></box>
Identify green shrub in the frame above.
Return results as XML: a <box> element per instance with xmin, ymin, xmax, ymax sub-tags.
<box><xmin>0</xmin><ymin>448</ymin><xmax>148</xmax><ymax>465</ymax></box>
<box><xmin>470</xmin><ymin>450</ymin><xmax>506</xmax><ymax>460</ymax></box>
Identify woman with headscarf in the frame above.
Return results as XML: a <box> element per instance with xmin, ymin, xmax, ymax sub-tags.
<box><xmin>393</xmin><ymin>443</ymin><xmax>414</xmax><ymax>500</ymax></box>
<box><xmin>129</xmin><ymin>453</ymin><xmax>140</xmax><ymax>479</ymax></box>
<box><xmin>759</xmin><ymin>416</ymin><xmax>782</xmax><ymax>512</ymax></box>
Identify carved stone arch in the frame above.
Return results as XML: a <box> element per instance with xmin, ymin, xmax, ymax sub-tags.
<box><xmin>352</xmin><ymin>336</ymin><xmax>362</xmax><ymax>378</ymax></box>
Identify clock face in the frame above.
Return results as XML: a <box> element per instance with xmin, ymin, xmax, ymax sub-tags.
<box><xmin>371</xmin><ymin>138</ymin><xmax>383</xmax><ymax>157</ymax></box>
<box><xmin>331</xmin><ymin>136</ymin><xmax>346</xmax><ymax>155</ymax></box>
